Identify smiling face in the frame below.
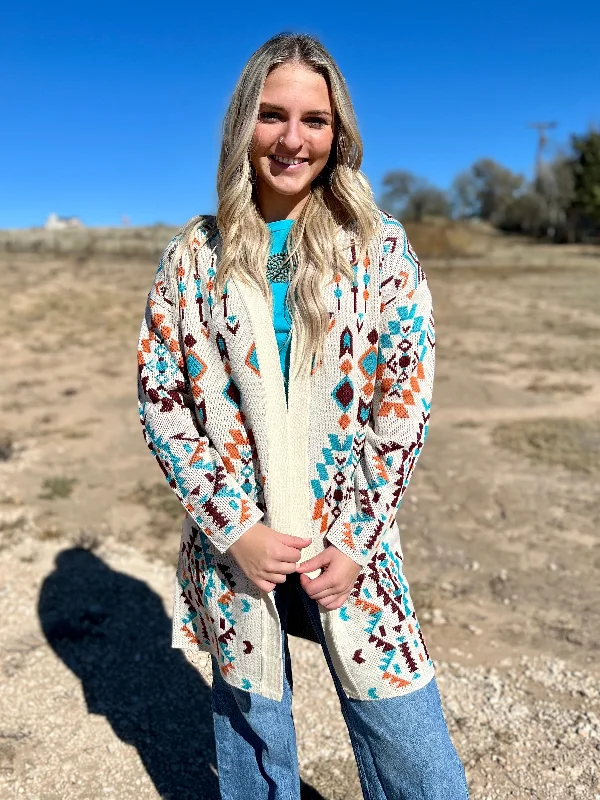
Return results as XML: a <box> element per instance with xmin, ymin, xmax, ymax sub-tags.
<box><xmin>249</xmin><ymin>61</ymin><xmax>335</xmax><ymax>222</ymax></box>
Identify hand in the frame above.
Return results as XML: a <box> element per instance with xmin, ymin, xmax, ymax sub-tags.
<box><xmin>295</xmin><ymin>544</ymin><xmax>362</xmax><ymax>611</ymax></box>
<box><xmin>227</xmin><ymin>523</ymin><xmax>312</xmax><ymax>594</ymax></box>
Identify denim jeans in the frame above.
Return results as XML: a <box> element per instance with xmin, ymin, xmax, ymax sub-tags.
<box><xmin>211</xmin><ymin>572</ymin><xmax>469</xmax><ymax>800</ymax></box>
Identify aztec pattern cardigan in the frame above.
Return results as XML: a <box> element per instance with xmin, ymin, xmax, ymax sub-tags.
<box><xmin>137</xmin><ymin>209</ymin><xmax>436</xmax><ymax>701</ymax></box>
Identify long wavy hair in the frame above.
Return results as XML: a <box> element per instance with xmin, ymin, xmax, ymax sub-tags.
<box><xmin>176</xmin><ymin>32</ymin><xmax>382</xmax><ymax>377</ymax></box>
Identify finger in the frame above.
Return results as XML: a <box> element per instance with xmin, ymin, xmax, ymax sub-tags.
<box><xmin>256</xmin><ymin>579</ymin><xmax>276</xmax><ymax>593</ymax></box>
<box><xmin>318</xmin><ymin>593</ymin><xmax>348</xmax><ymax>611</ymax></box>
<box><xmin>299</xmin><ymin>572</ymin><xmax>323</xmax><ymax>594</ymax></box>
<box><xmin>267</xmin><ymin>559</ymin><xmax>298</xmax><ymax>575</ymax></box>
<box><xmin>295</xmin><ymin>550</ymin><xmax>332</xmax><ymax>573</ymax></box>
<box><xmin>298</xmin><ymin>572</ymin><xmax>312</xmax><ymax>589</ymax></box>
<box><xmin>265</xmin><ymin>572</ymin><xmax>287</xmax><ymax>584</ymax></box>
<box><xmin>299</xmin><ymin>571</ymin><xmax>338</xmax><ymax>598</ymax></box>
<box><xmin>276</xmin><ymin>533</ymin><xmax>313</xmax><ymax>550</ymax></box>
<box><xmin>308</xmin><ymin>583</ymin><xmax>346</xmax><ymax>601</ymax></box>
<box><xmin>278</xmin><ymin>542</ymin><xmax>312</xmax><ymax>563</ymax></box>
<box><xmin>299</xmin><ymin>569</ymin><xmax>336</xmax><ymax>595</ymax></box>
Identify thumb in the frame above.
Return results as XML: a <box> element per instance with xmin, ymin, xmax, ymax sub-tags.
<box><xmin>295</xmin><ymin>549</ymin><xmax>331</xmax><ymax>573</ymax></box>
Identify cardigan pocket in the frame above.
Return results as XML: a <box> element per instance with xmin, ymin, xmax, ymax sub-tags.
<box><xmin>371</xmin><ymin>520</ymin><xmax>412</xmax><ymax>614</ymax></box>
<box><xmin>347</xmin><ymin>519</ymin><xmax>412</xmax><ymax>623</ymax></box>
<box><xmin>328</xmin><ymin>520</ymin><xmax>432</xmax><ymax>698</ymax></box>
<box><xmin>175</xmin><ymin>515</ymin><xmax>264</xmax><ymax>689</ymax></box>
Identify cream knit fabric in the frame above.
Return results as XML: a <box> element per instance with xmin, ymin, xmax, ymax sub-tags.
<box><xmin>137</xmin><ymin>209</ymin><xmax>436</xmax><ymax>701</ymax></box>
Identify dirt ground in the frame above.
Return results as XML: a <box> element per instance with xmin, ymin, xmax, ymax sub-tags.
<box><xmin>0</xmin><ymin>230</ymin><xmax>599</xmax><ymax>799</ymax></box>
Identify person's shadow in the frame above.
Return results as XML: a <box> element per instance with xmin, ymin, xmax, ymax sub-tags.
<box><xmin>38</xmin><ymin>547</ymin><xmax>326</xmax><ymax>800</ymax></box>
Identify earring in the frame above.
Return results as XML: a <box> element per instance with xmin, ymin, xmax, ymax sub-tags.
<box><xmin>249</xmin><ymin>163</ymin><xmax>257</xmax><ymax>184</ymax></box>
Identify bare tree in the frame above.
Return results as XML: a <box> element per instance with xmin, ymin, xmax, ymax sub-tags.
<box><xmin>451</xmin><ymin>159</ymin><xmax>524</xmax><ymax>223</ymax></box>
<box><xmin>380</xmin><ymin>170</ymin><xmax>451</xmax><ymax>222</ymax></box>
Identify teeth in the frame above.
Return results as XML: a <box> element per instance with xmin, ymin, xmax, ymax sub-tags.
<box><xmin>272</xmin><ymin>155</ymin><xmax>305</xmax><ymax>165</ymax></box>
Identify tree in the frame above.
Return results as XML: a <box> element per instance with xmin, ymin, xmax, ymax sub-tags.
<box><xmin>570</xmin><ymin>128</ymin><xmax>600</xmax><ymax>231</ymax></box>
<box><xmin>451</xmin><ymin>171</ymin><xmax>479</xmax><ymax>219</ymax></box>
<box><xmin>498</xmin><ymin>155</ymin><xmax>575</xmax><ymax>239</ymax></box>
<box><xmin>500</xmin><ymin>192</ymin><xmax>547</xmax><ymax>236</ymax></box>
<box><xmin>451</xmin><ymin>158</ymin><xmax>524</xmax><ymax>224</ymax></box>
<box><xmin>379</xmin><ymin>170</ymin><xmax>451</xmax><ymax>222</ymax></box>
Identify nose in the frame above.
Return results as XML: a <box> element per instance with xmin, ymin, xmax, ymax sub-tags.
<box><xmin>278</xmin><ymin>118</ymin><xmax>303</xmax><ymax>150</ymax></box>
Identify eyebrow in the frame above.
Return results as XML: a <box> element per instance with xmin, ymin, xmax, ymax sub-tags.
<box><xmin>259</xmin><ymin>102</ymin><xmax>332</xmax><ymax>118</ymax></box>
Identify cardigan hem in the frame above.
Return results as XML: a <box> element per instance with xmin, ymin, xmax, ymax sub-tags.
<box><xmin>171</xmin><ymin>623</ymin><xmax>436</xmax><ymax>702</ymax></box>
<box><xmin>339</xmin><ymin>661</ymin><xmax>436</xmax><ymax>702</ymax></box>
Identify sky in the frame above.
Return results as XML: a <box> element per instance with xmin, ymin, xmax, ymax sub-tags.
<box><xmin>2</xmin><ymin>1</ymin><xmax>599</xmax><ymax>228</ymax></box>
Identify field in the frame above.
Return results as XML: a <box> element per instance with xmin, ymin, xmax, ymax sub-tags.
<box><xmin>1</xmin><ymin>224</ymin><xmax>599</xmax><ymax>799</ymax></box>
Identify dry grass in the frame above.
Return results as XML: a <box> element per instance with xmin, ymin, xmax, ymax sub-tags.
<box><xmin>38</xmin><ymin>477</ymin><xmax>78</xmax><ymax>500</ymax></box>
<box><xmin>0</xmin><ymin>225</ymin><xmax>179</xmax><ymax>259</ymax></box>
<box><xmin>402</xmin><ymin>218</ymin><xmax>501</xmax><ymax>258</ymax></box>
<box><xmin>3</xmin><ymin>219</ymin><xmax>597</xmax><ymax>271</ymax></box>
<box><xmin>491</xmin><ymin>417</ymin><xmax>600</xmax><ymax>474</ymax></box>
<box><xmin>1</xmin><ymin>218</ymin><xmax>506</xmax><ymax>262</ymax></box>
<box><xmin>526</xmin><ymin>379</ymin><xmax>592</xmax><ymax>395</ymax></box>
<box><xmin>0</xmin><ymin>432</ymin><xmax>13</xmax><ymax>461</ymax></box>
<box><xmin>521</xmin><ymin>345</ymin><xmax>600</xmax><ymax>373</ymax></box>
<box><xmin>122</xmin><ymin>481</ymin><xmax>184</xmax><ymax>521</ymax></box>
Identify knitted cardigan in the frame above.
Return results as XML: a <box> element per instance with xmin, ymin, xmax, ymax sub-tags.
<box><xmin>137</xmin><ymin>209</ymin><xmax>436</xmax><ymax>701</ymax></box>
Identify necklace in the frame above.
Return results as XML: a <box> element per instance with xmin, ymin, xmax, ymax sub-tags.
<box><xmin>266</xmin><ymin>251</ymin><xmax>292</xmax><ymax>283</ymax></box>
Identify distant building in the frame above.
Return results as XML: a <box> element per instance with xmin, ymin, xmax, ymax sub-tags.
<box><xmin>44</xmin><ymin>213</ymin><xmax>84</xmax><ymax>230</ymax></box>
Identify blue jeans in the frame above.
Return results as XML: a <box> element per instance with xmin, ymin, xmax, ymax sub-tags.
<box><xmin>211</xmin><ymin>572</ymin><xmax>469</xmax><ymax>800</ymax></box>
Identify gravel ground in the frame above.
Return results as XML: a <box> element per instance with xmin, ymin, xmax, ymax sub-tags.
<box><xmin>1</xmin><ymin>530</ymin><xmax>598</xmax><ymax>800</ymax></box>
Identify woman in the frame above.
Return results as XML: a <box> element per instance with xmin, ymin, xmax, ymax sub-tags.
<box><xmin>137</xmin><ymin>31</ymin><xmax>469</xmax><ymax>800</ymax></box>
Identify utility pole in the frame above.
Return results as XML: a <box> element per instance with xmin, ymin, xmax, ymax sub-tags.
<box><xmin>528</xmin><ymin>121</ymin><xmax>557</xmax><ymax>178</ymax></box>
<box><xmin>528</xmin><ymin>122</ymin><xmax>558</xmax><ymax>239</ymax></box>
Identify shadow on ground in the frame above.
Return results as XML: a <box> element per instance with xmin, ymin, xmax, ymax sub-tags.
<box><xmin>38</xmin><ymin>548</ymin><xmax>326</xmax><ymax>800</ymax></box>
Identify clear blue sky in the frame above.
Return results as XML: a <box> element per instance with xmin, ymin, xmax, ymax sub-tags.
<box><xmin>2</xmin><ymin>1</ymin><xmax>599</xmax><ymax>228</ymax></box>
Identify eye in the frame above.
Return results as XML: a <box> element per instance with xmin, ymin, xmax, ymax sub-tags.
<box><xmin>258</xmin><ymin>111</ymin><xmax>328</xmax><ymax>128</ymax></box>
<box><xmin>258</xmin><ymin>111</ymin><xmax>281</xmax><ymax>122</ymax></box>
<box><xmin>305</xmin><ymin>117</ymin><xmax>328</xmax><ymax>128</ymax></box>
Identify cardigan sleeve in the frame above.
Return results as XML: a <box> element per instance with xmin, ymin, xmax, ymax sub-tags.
<box><xmin>137</xmin><ymin>237</ymin><xmax>265</xmax><ymax>554</ymax></box>
<box><xmin>324</xmin><ymin>222</ymin><xmax>435</xmax><ymax>567</ymax></box>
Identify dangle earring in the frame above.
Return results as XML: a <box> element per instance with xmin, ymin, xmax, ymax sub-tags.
<box><xmin>249</xmin><ymin>162</ymin><xmax>257</xmax><ymax>184</ymax></box>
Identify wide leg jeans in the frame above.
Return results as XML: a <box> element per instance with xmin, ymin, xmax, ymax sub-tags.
<box><xmin>211</xmin><ymin>572</ymin><xmax>469</xmax><ymax>800</ymax></box>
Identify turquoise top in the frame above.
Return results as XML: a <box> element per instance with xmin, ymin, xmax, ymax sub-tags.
<box><xmin>266</xmin><ymin>219</ymin><xmax>294</xmax><ymax>404</ymax></box>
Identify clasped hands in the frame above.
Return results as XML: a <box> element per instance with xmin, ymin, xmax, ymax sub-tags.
<box><xmin>227</xmin><ymin>521</ymin><xmax>361</xmax><ymax>611</ymax></box>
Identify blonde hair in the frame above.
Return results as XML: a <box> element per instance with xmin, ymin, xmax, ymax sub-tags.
<box><xmin>176</xmin><ymin>32</ymin><xmax>382</xmax><ymax>376</ymax></box>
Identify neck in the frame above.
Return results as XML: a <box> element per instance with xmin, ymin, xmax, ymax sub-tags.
<box><xmin>255</xmin><ymin>182</ymin><xmax>311</xmax><ymax>223</ymax></box>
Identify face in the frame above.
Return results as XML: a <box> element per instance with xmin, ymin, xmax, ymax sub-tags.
<box><xmin>249</xmin><ymin>61</ymin><xmax>335</xmax><ymax>220</ymax></box>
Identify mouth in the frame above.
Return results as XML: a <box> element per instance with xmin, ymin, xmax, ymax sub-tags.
<box><xmin>268</xmin><ymin>154</ymin><xmax>309</xmax><ymax>170</ymax></box>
